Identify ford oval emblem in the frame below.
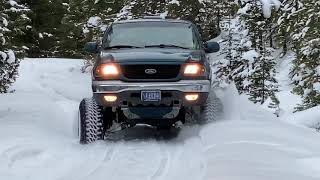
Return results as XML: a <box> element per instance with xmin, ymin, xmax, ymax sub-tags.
<box><xmin>145</xmin><ymin>69</ymin><xmax>157</xmax><ymax>74</ymax></box>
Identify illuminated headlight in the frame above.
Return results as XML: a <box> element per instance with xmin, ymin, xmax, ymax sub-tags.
<box><xmin>95</xmin><ymin>63</ymin><xmax>120</xmax><ymax>78</ymax></box>
<box><xmin>183</xmin><ymin>63</ymin><xmax>205</xmax><ymax>76</ymax></box>
<box><xmin>101</xmin><ymin>64</ymin><xmax>119</xmax><ymax>75</ymax></box>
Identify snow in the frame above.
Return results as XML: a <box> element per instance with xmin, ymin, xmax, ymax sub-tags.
<box><xmin>242</xmin><ymin>49</ymin><xmax>259</xmax><ymax>63</ymax></box>
<box><xmin>0</xmin><ymin>36</ymin><xmax>5</xmax><ymax>45</ymax></box>
<box><xmin>9</xmin><ymin>0</ymin><xmax>18</xmax><ymax>7</ymax></box>
<box><xmin>287</xmin><ymin>106</ymin><xmax>320</xmax><ymax>129</ymax></box>
<box><xmin>6</xmin><ymin>50</ymin><xmax>15</xmax><ymax>63</ymax></box>
<box><xmin>238</xmin><ymin>0</ymin><xmax>281</xmax><ymax>18</ymax></box>
<box><xmin>260</xmin><ymin>0</ymin><xmax>273</xmax><ymax>18</ymax></box>
<box><xmin>314</xmin><ymin>82</ymin><xmax>320</xmax><ymax>91</ymax></box>
<box><xmin>169</xmin><ymin>0</ymin><xmax>180</xmax><ymax>6</ymax></box>
<box><xmin>160</xmin><ymin>11</ymin><xmax>169</xmax><ymax>19</ymax></box>
<box><xmin>116</xmin><ymin>5</ymin><xmax>133</xmax><ymax>21</ymax></box>
<box><xmin>275</xmin><ymin>52</ymin><xmax>299</xmax><ymax>111</ymax></box>
<box><xmin>260</xmin><ymin>0</ymin><xmax>281</xmax><ymax>18</ymax></box>
<box><xmin>2</xmin><ymin>18</ymin><xmax>8</xmax><ymax>27</ymax></box>
<box><xmin>87</xmin><ymin>16</ymin><xmax>102</xmax><ymax>28</ymax></box>
<box><xmin>0</xmin><ymin>51</ymin><xmax>7</xmax><ymax>61</ymax></box>
<box><xmin>274</xmin><ymin>51</ymin><xmax>320</xmax><ymax>130</ymax></box>
<box><xmin>0</xmin><ymin>58</ymin><xmax>320</xmax><ymax>180</ymax></box>
<box><xmin>43</xmin><ymin>32</ymin><xmax>53</xmax><ymax>37</ymax></box>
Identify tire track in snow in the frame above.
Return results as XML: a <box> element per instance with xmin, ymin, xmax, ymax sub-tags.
<box><xmin>57</xmin><ymin>142</ymin><xmax>116</xmax><ymax>180</ymax></box>
<box><xmin>78</xmin><ymin>142</ymin><xmax>117</xmax><ymax>180</ymax></box>
<box><xmin>164</xmin><ymin>136</ymin><xmax>207</xmax><ymax>180</ymax></box>
<box><xmin>95</xmin><ymin>141</ymin><xmax>164</xmax><ymax>180</ymax></box>
<box><xmin>161</xmin><ymin>142</ymin><xmax>187</xmax><ymax>180</ymax></box>
<box><xmin>190</xmin><ymin>137</ymin><xmax>208</xmax><ymax>180</ymax></box>
<box><xmin>150</xmin><ymin>143</ymin><xmax>170</xmax><ymax>180</ymax></box>
<box><xmin>0</xmin><ymin>144</ymin><xmax>45</xmax><ymax>168</ymax></box>
<box><xmin>39</xmin><ymin>81</ymin><xmax>80</xmax><ymax>102</ymax></box>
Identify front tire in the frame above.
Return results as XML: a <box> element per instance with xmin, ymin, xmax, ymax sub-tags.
<box><xmin>199</xmin><ymin>91</ymin><xmax>223</xmax><ymax>123</ymax></box>
<box><xmin>78</xmin><ymin>98</ymin><xmax>105</xmax><ymax>144</ymax></box>
<box><xmin>185</xmin><ymin>92</ymin><xmax>223</xmax><ymax>124</ymax></box>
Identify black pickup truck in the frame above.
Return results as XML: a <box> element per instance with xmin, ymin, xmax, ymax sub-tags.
<box><xmin>78</xmin><ymin>17</ymin><xmax>220</xmax><ymax>144</ymax></box>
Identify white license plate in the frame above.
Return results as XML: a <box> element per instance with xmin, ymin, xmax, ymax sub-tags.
<box><xmin>141</xmin><ymin>91</ymin><xmax>161</xmax><ymax>102</ymax></box>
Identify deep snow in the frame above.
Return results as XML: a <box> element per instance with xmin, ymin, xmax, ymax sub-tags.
<box><xmin>275</xmin><ymin>52</ymin><xmax>320</xmax><ymax>130</ymax></box>
<box><xmin>0</xmin><ymin>58</ymin><xmax>320</xmax><ymax>180</ymax></box>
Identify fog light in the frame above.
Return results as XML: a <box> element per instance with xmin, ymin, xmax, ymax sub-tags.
<box><xmin>185</xmin><ymin>94</ymin><xmax>199</xmax><ymax>101</ymax></box>
<box><xmin>104</xmin><ymin>95</ymin><xmax>117</xmax><ymax>102</ymax></box>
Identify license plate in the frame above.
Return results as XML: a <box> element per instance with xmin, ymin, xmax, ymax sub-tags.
<box><xmin>141</xmin><ymin>91</ymin><xmax>161</xmax><ymax>102</ymax></box>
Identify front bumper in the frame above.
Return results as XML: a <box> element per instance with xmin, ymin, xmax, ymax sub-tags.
<box><xmin>92</xmin><ymin>80</ymin><xmax>211</xmax><ymax>107</ymax></box>
<box><xmin>92</xmin><ymin>80</ymin><xmax>211</xmax><ymax>93</ymax></box>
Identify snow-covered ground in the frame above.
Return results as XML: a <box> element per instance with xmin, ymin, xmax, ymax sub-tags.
<box><xmin>275</xmin><ymin>52</ymin><xmax>320</xmax><ymax>130</ymax></box>
<box><xmin>1</xmin><ymin>58</ymin><xmax>320</xmax><ymax>180</ymax></box>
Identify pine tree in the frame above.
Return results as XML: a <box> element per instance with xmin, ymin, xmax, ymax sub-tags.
<box><xmin>276</xmin><ymin>0</ymin><xmax>296</xmax><ymax>55</ymax></box>
<box><xmin>277</xmin><ymin>0</ymin><xmax>306</xmax><ymax>57</ymax></box>
<box><xmin>23</xmin><ymin>0</ymin><xmax>67</xmax><ymax>57</ymax></box>
<box><xmin>116</xmin><ymin>1</ymin><xmax>135</xmax><ymax>20</ymax></box>
<box><xmin>118</xmin><ymin>0</ymin><xmax>227</xmax><ymax>41</ymax></box>
<box><xmin>0</xmin><ymin>0</ymin><xmax>29</xmax><ymax>93</ymax></box>
<box><xmin>246</xmin><ymin>46</ymin><xmax>279</xmax><ymax>105</ymax></box>
<box><xmin>222</xmin><ymin>0</ymin><xmax>280</xmax><ymax>111</ymax></box>
<box><xmin>202</xmin><ymin>0</ymin><xmax>238</xmax><ymax>40</ymax></box>
<box><xmin>129</xmin><ymin>0</ymin><xmax>168</xmax><ymax>18</ymax></box>
<box><xmin>291</xmin><ymin>0</ymin><xmax>320</xmax><ymax>111</ymax></box>
<box><xmin>214</xmin><ymin>2</ymin><xmax>241</xmax><ymax>87</ymax></box>
<box><xmin>61</xmin><ymin>0</ymin><xmax>126</xmax><ymax>57</ymax></box>
<box><xmin>168</xmin><ymin>0</ymin><xmax>220</xmax><ymax>40</ymax></box>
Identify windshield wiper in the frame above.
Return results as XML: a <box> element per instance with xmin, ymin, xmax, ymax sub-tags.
<box><xmin>105</xmin><ymin>45</ymin><xmax>143</xmax><ymax>49</ymax></box>
<box><xmin>145</xmin><ymin>44</ymin><xmax>190</xmax><ymax>49</ymax></box>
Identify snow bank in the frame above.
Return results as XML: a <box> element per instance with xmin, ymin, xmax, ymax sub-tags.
<box><xmin>275</xmin><ymin>51</ymin><xmax>320</xmax><ymax>131</ymax></box>
<box><xmin>289</xmin><ymin>106</ymin><xmax>320</xmax><ymax>129</ymax></box>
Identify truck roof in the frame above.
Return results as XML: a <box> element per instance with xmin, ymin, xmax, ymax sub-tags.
<box><xmin>113</xmin><ymin>18</ymin><xmax>193</xmax><ymax>25</ymax></box>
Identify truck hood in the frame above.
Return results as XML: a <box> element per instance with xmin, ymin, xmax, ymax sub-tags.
<box><xmin>99</xmin><ymin>48</ymin><xmax>205</xmax><ymax>64</ymax></box>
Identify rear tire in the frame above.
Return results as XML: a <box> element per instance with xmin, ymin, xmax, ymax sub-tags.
<box><xmin>78</xmin><ymin>98</ymin><xmax>105</xmax><ymax>144</ymax></box>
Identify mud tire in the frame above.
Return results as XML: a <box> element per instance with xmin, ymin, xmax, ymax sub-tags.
<box><xmin>78</xmin><ymin>98</ymin><xmax>104</xmax><ymax>144</ymax></box>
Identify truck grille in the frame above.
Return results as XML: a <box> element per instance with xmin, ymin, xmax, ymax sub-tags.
<box><xmin>121</xmin><ymin>64</ymin><xmax>181</xmax><ymax>80</ymax></box>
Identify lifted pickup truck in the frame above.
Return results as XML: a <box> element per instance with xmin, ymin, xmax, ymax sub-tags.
<box><xmin>78</xmin><ymin>18</ymin><xmax>220</xmax><ymax>144</ymax></box>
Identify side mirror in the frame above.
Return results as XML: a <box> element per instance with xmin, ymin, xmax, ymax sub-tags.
<box><xmin>205</xmin><ymin>41</ymin><xmax>220</xmax><ymax>53</ymax></box>
<box><xmin>84</xmin><ymin>42</ymin><xmax>98</xmax><ymax>54</ymax></box>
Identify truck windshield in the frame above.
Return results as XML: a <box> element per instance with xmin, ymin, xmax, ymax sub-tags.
<box><xmin>103</xmin><ymin>22</ymin><xmax>201</xmax><ymax>50</ymax></box>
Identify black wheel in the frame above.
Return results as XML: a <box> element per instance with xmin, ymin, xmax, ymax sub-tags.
<box><xmin>78</xmin><ymin>98</ymin><xmax>105</xmax><ymax>144</ymax></box>
<box><xmin>199</xmin><ymin>91</ymin><xmax>223</xmax><ymax>123</ymax></box>
<box><xmin>186</xmin><ymin>92</ymin><xmax>223</xmax><ymax>124</ymax></box>
<box><xmin>176</xmin><ymin>107</ymin><xmax>186</xmax><ymax>124</ymax></box>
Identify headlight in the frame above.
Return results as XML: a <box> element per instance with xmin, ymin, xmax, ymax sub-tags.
<box><xmin>101</xmin><ymin>64</ymin><xmax>119</xmax><ymax>75</ymax></box>
<box><xmin>95</xmin><ymin>63</ymin><xmax>120</xmax><ymax>78</ymax></box>
<box><xmin>183</xmin><ymin>63</ymin><xmax>205</xmax><ymax>76</ymax></box>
